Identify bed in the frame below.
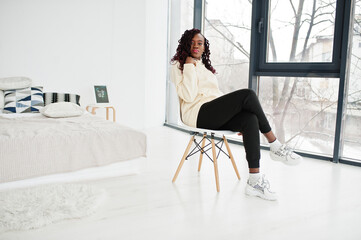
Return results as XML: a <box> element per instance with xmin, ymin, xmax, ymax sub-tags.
<box><xmin>0</xmin><ymin>77</ymin><xmax>146</xmax><ymax>187</ymax></box>
<box><xmin>0</xmin><ymin>112</ymin><xmax>147</xmax><ymax>184</ymax></box>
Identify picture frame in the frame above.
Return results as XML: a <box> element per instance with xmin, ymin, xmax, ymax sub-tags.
<box><xmin>94</xmin><ymin>85</ymin><xmax>109</xmax><ymax>103</ymax></box>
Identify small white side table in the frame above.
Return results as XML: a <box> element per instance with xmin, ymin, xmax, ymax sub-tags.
<box><xmin>86</xmin><ymin>104</ymin><xmax>116</xmax><ymax>122</ymax></box>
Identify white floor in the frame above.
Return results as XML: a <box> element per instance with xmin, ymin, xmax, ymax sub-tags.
<box><xmin>1</xmin><ymin>126</ymin><xmax>361</xmax><ymax>240</ymax></box>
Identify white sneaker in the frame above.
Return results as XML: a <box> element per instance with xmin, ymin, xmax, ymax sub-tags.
<box><xmin>270</xmin><ymin>144</ymin><xmax>302</xmax><ymax>165</ymax></box>
<box><xmin>245</xmin><ymin>174</ymin><xmax>277</xmax><ymax>201</ymax></box>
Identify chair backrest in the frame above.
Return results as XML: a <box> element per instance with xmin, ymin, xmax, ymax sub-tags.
<box><xmin>170</xmin><ymin>82</ymin><xmax>234</xmax><ymax>136</ymax></box>
<box><xmin>169</xmin><ymin>82</ymin><xmax>184</xmax><ymax>125</ymax></box>
<box><xmin>176</xmin><ymin>96</ymin><xmax>184</xmax><ymax>123</ymax></box>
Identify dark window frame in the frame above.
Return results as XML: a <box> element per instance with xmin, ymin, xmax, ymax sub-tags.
<box><xmin>255</xmin><ymin>0</ymin><xmax>345</xmax><ymax>77</ymax></box>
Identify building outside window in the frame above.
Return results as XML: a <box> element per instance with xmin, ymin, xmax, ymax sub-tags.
<box><xmin>204</xmin><ymin>0</ymin><xmax>252</xmax><ymax>94</ymax></box>
<box><xmin>343</xmin><ymin>6</ymin><xmax>361</xmax><ymax>160</ymax></box>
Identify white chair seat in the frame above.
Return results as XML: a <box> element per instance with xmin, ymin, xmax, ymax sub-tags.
<box><xmin>179</xmin><ymin>122</ymin><xmax>236</xmax><ymax>137</ymax></box>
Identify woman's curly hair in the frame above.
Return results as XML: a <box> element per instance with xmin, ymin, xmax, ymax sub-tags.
<box><xmin>171</xmin><ymin>28</ymin><xmax>216</xmax><ymax>74</ymax></box>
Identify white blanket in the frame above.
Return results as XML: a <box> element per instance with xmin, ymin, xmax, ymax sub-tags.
<box><xmin>0</xmin><ymin>114</ymin><xmax>147</xmax><ymax>183</ymax></box>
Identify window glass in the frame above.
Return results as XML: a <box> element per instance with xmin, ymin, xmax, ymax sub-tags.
<box><xmin>342</xmin><ymin>2</ymin><xmax>361</xmax><ymax>161</ymax></box>
<box><xmin>204</xmin><ymin>0</ymin><xmax>252</xmax><ymax>93</ymax></box>
<box><xmin>166</xmin><ymin>0</ymin><xmax>194</xmax><ymax>125</ymax></box>
<box><xmin>258</xmin><ymin>76</ymin><xmax>339</xmax><ymax>156</ymax></box>
<box><xmin>267</xmin><ymin>0</ymin><xmax>336</xmax><ymax>62</ymax></box>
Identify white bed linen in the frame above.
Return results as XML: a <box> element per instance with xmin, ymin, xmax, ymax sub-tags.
<box><xmin>0</xmin><ymin>114</ymin><xmax>147</xmax><ymax>183</ymax></box>
<box><xmin>0</xmin><ymin>112</ymin><xmax>42</xmax><ymax>118</ymax></box>
<box><xmin>0</xmin><ymin>158</ymin><xmax>145</xmax><ymax>191</ymax></box>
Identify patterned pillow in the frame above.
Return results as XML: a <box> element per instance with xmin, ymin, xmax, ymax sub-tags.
<box><xmin>3</xmin><ymin>87</ymin><xmax>44</xmax><ymax>113</ymax></box>
<box><xmin>43</xmin><ymin>92</ymin><xmax>80</xmax><ymax>106</ymax></box>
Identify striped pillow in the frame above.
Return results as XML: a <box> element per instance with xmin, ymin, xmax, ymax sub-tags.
<box><xmin>43</xmin><ymin>92</ymin><xmax>80</xmax><ymax>106</ymax></box>
<box><xmin>3</xmin><ymin>87</ymin><xmax>44</xmax><ymax>113</ymax></box>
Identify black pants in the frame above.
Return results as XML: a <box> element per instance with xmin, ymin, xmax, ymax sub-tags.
<box><xmin>196</xmin><ymin>89</ymin><xmax>272</xmax><ymax>168</ymax></box>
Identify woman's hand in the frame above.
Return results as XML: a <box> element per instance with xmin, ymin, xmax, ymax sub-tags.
<box><xmin>185</xmin><ymin>56</ymin><xmax>197</xmax><ymax>66</ymax></box>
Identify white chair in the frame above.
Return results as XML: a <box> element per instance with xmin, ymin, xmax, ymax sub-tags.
<box><xmin>172</xmin><ymin>120</ymin><xmax>241</xmax><ymax>192</ymax></box>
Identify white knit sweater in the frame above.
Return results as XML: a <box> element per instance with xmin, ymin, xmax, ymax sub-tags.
<box><xmin>171</xmin><ymin>60</ymin><xmax>222</xmax><ymax>127</ymax></box>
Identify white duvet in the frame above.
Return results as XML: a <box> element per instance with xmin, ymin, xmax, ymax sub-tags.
<box><xmin>0</xmin><ymin>114</ymin><xmax>147</xmax><ymax>183</ymax></box>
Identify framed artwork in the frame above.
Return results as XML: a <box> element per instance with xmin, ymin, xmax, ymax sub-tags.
<box><xmin>94</xmin><ymin>85</ymin><xmax>109</xmax><ymax>103</ymax></box>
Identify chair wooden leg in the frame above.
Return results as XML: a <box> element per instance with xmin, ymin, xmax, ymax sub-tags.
<box><xmin>211</xmin><ymin>138</ymin><xmax>220</xmax><ymax>192</ymax></box>
<box><xmin>198</xmin><ymin>133</ymin><xmax>207</xmax><ymax>172</ymax></box>
<box><xmin>223</xmin><ymin>136</ymin><xmax>241</xmax><ymax>180</ymax></box>
<box><xmin>172</xmin><ymin>135</ymin><xmax>195</xmax><ymax>183</ymax></box>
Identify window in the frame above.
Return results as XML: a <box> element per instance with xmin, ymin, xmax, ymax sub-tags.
<box><xmin>267</xmin><ymin>0</ymin><xmax>336</xmax><ymax>63</ymax></box>
<box><xmin>166</xmin><ymin>0</ymin><xmax>358</xmax><ymax>165</ymax></box>
<box><xmin>258</xmin><ymin>76</ymin><xmax>339</xmax><ymax>156</ymax></box>
<box><xmin>204</xmin><ymin>0</ymin><xmax>252</xmax><ymax>93</ymax></box>
<box><xmin>342</xmin><ymin>2</ymin><xmax>361</xmax><ymax>162</ymax></box>
<box><xmin>252</xmin><ymin>0</ymin><xmax>345</xmax><ymax>76</ymax></box>
<box><xmin>248</xmin><ymin>0</ymin><xmax>354</xmax><ymax>163</ymax></box>
<box><xmin>166</xmin><ymin>0</ymin><xmax>194</xmax><ymax>126</ymax></box>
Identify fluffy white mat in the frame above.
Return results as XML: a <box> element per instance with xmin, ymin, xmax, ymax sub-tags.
<box><xmin>0</xmin><ymin>184</ymin><xmax>106</xmax><ymax>232</ymax></box>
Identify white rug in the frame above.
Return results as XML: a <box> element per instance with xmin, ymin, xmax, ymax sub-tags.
<box><xmin>0</xmin><ymin>184</ymin><xmax>106</xmax><ymax>232</ymax></box>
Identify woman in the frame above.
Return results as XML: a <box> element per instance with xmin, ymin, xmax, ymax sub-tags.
<box><xmin>171</xmin><ymin>28</ymin><xmax>302</xmax><ymax>201</ymax></box>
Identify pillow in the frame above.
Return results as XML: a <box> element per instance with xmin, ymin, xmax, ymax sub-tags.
<box><xmin>43</xmin><ymin>92</ymin><xmax>80</xmax><ymax>106</ymax></box>
<box><xmin>0</xmin><ymin>77</ymin><xmax>32</xmax><ymax>90</ymax></box>
<box><xmin>0</xmin><ymin>90</ymin><xmax>4</xmax><ymax>109</ymax></box>
<box><xmin>3</xmin><ymin>86</ymin><xmax>44</xmax><ymax>113</ymax></box>
<box><xmin>40</xmin><ymin>102</ymin><xmax>84</xmax><ymax>118</ymax></box>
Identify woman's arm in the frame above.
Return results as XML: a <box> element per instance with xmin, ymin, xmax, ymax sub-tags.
<box><xmin>171</xmin><ymin>59</ymin><xmax>198</xmax><ymax>103</ymax></box>
<box><xmin>185</xmin><ymin>56</ymin><xmax>197</xmax><ymax>66</ymax></box>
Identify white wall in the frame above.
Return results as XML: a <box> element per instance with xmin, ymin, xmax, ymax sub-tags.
<box><xmin>144</xmin><ymin>0</ymin><xmax>168</xmax><ymax>128</ymax></box>
<box><xmin>0</xmin><ymin>0</ymin><xmax>167</xmax><ymax>129</ymax></box>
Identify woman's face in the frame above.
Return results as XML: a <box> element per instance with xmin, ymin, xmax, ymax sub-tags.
<box><xmin>190</xmin><ymin>33</ymin><xmax>205</xmax><ymax>60</ymax></box>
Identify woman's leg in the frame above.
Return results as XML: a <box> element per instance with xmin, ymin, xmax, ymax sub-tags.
<box><xmin>211</xmin><ymin>110</ymin><xmax>277</xmax><ymax>201</ymax></box>
<box><xmin>197</xmin><ymin>89</ymin><xmax>271</xmax><ymax>171</ymax></box>
<box><xmin>196</xmin><ymin>89</ymin><xmax>300</xmax><ymax>171</ymax></box>
<box><xmin>197</xmin><ymin>89</ymin><xmax>271</xmax><ymax>134</ymax></box>
<box><xmin>196</xmin><ymin>89</ymin><xmax>279</xmax><ymax>201</ymax></box>
<box><xmin>264</xmin><ymin>131</ymin><xmax>276</xmax><ymax>143</ymax></box>
<box><xmin>218</xmin><ymin>111</ymin><xmax>261</xmax><ymax>170</ymax></box>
